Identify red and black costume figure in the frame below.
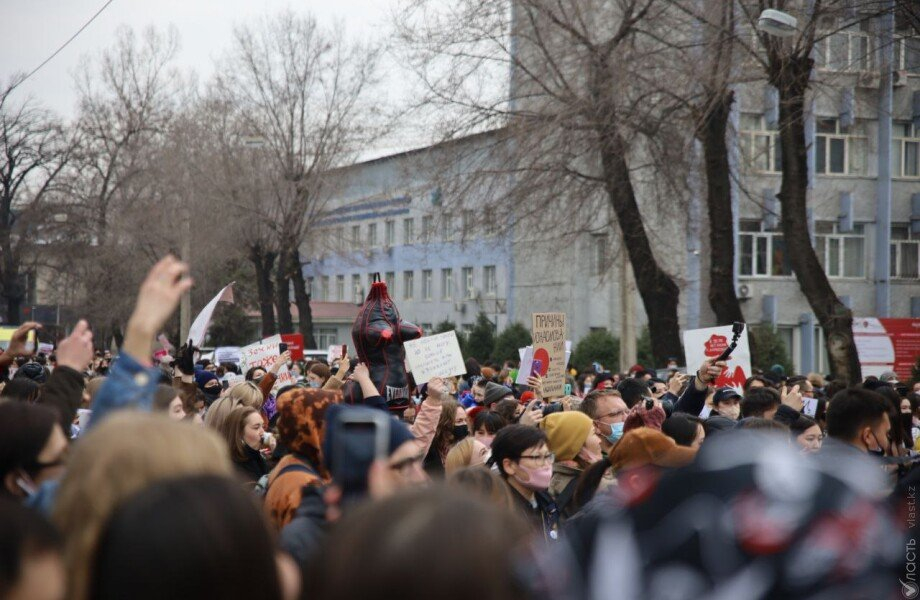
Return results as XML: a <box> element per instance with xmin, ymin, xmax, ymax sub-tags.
<box><xmin>343</xmin><ymin>276</ymin><xmax>423</xmax><ymax>412</ymax></box>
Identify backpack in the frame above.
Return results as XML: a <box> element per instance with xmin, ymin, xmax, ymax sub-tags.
<box><xmin>254</xmin><ymin>461</ymin><xmax>318</xmax><ymax>499</ymax></box>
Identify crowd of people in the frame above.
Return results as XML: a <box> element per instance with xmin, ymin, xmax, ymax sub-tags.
<box><xmin>0</xmin><ymin>255</ymin><xmax>917</xmax><ymax>599</ymax></box>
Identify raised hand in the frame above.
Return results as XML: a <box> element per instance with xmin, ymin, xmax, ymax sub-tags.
<box><xmin>56</xmin><ymin>320</ymin><xmax>94</xmax><ymax>372</ymax></box>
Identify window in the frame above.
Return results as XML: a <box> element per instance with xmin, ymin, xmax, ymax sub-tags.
<box><xmin>335</xmin><ymin>275</ymin><xmax>345</xmax><ymax>301</ymax></box>
<box><xmin>891</xmin><ymin>225</ymin><xmax>920</xmax><ymax>279</ymax></box>
<box><xmin>367</xmin><ymin>223</ymin><xmax>377</xmax><ymax>247</ymax></box>
<box><xmin>422</xmin><ymin>215</ymin><xmax>434</xmax><ymax>241</ymax></box>
<box><xmin>441</xmin><ymin>268</ymin><xmax>453</xmax><ymax>300</ymax></box>
<box><xmin>443</xmin><ymin>214</ymin><xmax>454</xmax><ymax>241</ymax></box>
<box><xmin>591</xmin><ymin>234</ymin><xmax>609</xmax><ymax>276</ymax></box>
<box><xmin>352</xmin><ymin>274</ymin><xmax>361</xmax><ymax>303</ymax></box>
<box><xmin>483</xmin><ymin>206</ymin><xmax>497</xmax><ymax>235</ymax></box>
<box><xmin>403</xmin><ymin>271</ymin><xmax>415</xmax><ymax>300</ymax></box>
<box><xmin>462</xmin><ymin>209</ymin><xmax>475</xmax><ymax>232</ymax></box>
<box><xmin>462</xmin><ymin>267</ymin><xmax>475</xmax><ymax>299</ymax></box>
<box><xmin>894</xmin><ymin>35</ymin><xmax>920</xmax><ymax>73</ymax></box>
<box><xmin>351</xmin><ymin>225</ymin><xmax>361</xmax><ymax>246</ymax></box>
<box><xmin>484</xmin><ymin>266</ymin><xmax>497</xmax><ymax>296</ymax></box>
<box><xmin>893</xmin><ymin>122</ymin><xmax>920</xmax><ymax>178</ymax></box>
<box><xmin>307</xmin><ymin>277</ymin><xmax>315</xmax><ymax>298</ymax></box>
<box><xmin>385</xmin><ymin>272</ymin><xmax>396</xmax><ymax>296</ymax></box>
<box><xmin>814</xmin><ymin>22</ymin><xmax>873</xmax><ymax>72</ymax></box>
<box><xmin>422</xmin><ymin>269</ymin><xmax>433</xmax><ymax>300</ymax></box>
<box><xmin>403</xmin><ymin>218</ymin><xmax>415</xmax><ymax>244</ymax></box>
<box><xmin>385</xmin><ymin>220</ymin><xmax>396</xmax><ymax>247</ymax></box>
<box><xmin>739</xmin><ymin>221</ymin><xmax>793</xmax><ymax>277</ymax></box>
<box><xmin>334</xmin><ymin>227</ymin><xmax>344</xmax><ymax>252</ymax></box>
<box><xmin>315</xmin><ymin>328</ymin><xmax>338</xmax><ymax>349</ymax></box>
<box><xmin>815</xmin><ymin>118</ymin><xmax>866</xmax><ymax>175</ymax></box>
<box><xmin>815</xmin><ymin>222</ymin><xmax>865</xmax><ymax>278</ymax></box>
<box><xmin>739</xmin><ymin>114</ymin><xmax>782</xmax><ymax>174</ymax></box>
<box><xmin>320</xmin><ymin>276</ymin><xmax>330</xmax><ymax>301</ymax></box>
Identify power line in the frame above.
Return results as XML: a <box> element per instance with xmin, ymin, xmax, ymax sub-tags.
<box><xmin>8</xmin><ymin>0</ymin><xmax>117</xmax><ymax>94</ymax></box>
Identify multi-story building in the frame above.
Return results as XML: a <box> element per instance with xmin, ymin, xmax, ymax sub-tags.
<box><xmin>302</xmin><ymin>12</ymin><xmax>920</xmax><ymax>374</ymax></box>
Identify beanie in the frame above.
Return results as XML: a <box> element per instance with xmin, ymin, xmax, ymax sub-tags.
<box><xmin>539</xmin><ymin>412</ymin><xmax>593</xmax><ymax>461</ymax></box>
<box><xmin>483</xmin><ymin>382</ymin><xmax>513</xmax><ymax>407</ymax></box>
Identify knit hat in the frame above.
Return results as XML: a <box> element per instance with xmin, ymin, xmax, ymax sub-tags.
<box><xmin>483</xmin><ymin>382</ymin><xmax>513</xmax><ymax>407</ymax></box>
<box><xmin>14</xmin><ymin>362</ymin><xmax>47</xmax><ymax>384</ymax></box>
<box><xmin>623</xmin><ymin>402</ymin><xmax>666</xmax><ymax>433</ymax></box>
<box><xmin>322</xmin><ymin>404</ymin><xmax>414</xmax><ymax>474</ymax></box>
<box><xmin>879</xmin><ymin>371</ymin><xmax>899</xmax><ymax>384</ymax></box>
<box><xmin>608</xmin><ymin>427</ymin><xmax>697</xmax><ymax>472</ymax></box>
<box><xmin>194</xmin><ymin>370</ymin><xmax>220</xmax><ymax>392</ymax></box>
<box><xmin>275</xmin><ymin>388</ymin><xmax>342</xmax><ymax>478</ymax></box>
<box><xmin>539</xmin><ymin>412</ymin><xmax>593</xmax><ymax>461</ymax></box>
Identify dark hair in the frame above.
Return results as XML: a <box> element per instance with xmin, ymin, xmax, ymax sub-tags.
<box><xmin>740</xmin><ymin>387</ymin><xmax>781</xmax><ymax>418</ymax></box>
<box><xmin>579</xmin><ymin>389</ymin><xmax>620</xmax><ymax>419</ymax></box>
<box><xmin>221</xmin><ymin>363</ymin><xmax>241</xmax><ymax>376</ymax></box>
<box><xmin>789</xmin><ymin>414</ymin><xmax>819</xmax><ymax>437</ymax></box>
<box><xmin>907</xmin><ymin>393</ymin><xmax>920</xmax><ymax>415</ymax></box>
<box><xmin>464</xmin><ymin>358</ymin><xmax>481</xmax><ymax>381</ymax></box>
<box><xmin>826</xmin><ymin>388</ymin><xmax>889</xmax><ymax>443</ymax></box>
<box><xmin>738</xmin><ymin>418</ymin><xmax>789</xmax><ymax>433</ymax></box>
<box><xmin>488</xmin><ymin>425</ymin><xmax>547</xmax><ymax>477</ymax></box>
<box><xmin>0</xmin><ymin>378</ymin><xmax>41</xmax><ymax>403</ymax></box>
<box><xmin>871</xmin><ymin>385</ymin><xmax>904</xmax><ymax>448</ymax></box>
<box><xmin>308</xmin><ymin>363</ymin><xmax>332</xmax><ymax>383</ymax></box>
<box><xmin>492</xmin><ymin>399</ymin><xmax>519</xmax><ymax>424</ymax></box>
<box><xmin>152</xmin><ymin>385</ymin><xmax>179</xmax><ymax>413</ymax></box>
<box><xmin>572</xmin><ymin>459</ymin><xmax>611</xmax><ymax>511</ymax></box>
<box><xmin>742</xmin><ymin>375</ymin><xmax>771</xmax><ymax>393</ymax></box>
<box><xmin>616</xmin><ymin>378</ymin><xmax>649</xmax><ymax>408</ymax></box>
<box><xmin>90</xmin><ymin>475</ymin><xmax>281</xmax><ymax>600</ymax></box>
<box><xmin>473</xmin><ymin>411</ymin><xmax>506</xmax><ymax>435</ymax></box>
<box><xmin>311</xmin><ymin>486</ymin><xmax>529</xmax><ymax>600</ymax></box>
<box><xmin>661</xmin><ymin>414</ymin><xmax>703</xmax><ymax>447</ymax></box>
<box><xmin>244</xmin><ymin>366</ymin><xmax>267</xmax><ymax>382</ymax></box>
<box><xmin>823</xmin><ymin>379</ymin><xmax>847</xmax><ymax>400</ymax></box>
<box><xmin>0</xmin><ymin>498</ymin><xmax>62</xmax><ymax>597</ymax></box>
<box><xmin>0</xmin><ymin>403</ymin><xmax>60</xmax><ymax>495</ymax></box>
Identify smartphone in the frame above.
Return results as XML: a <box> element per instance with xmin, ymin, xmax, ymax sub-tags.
<box><xmin>341</xmin><ymin>344</ymin><xmax>348</xmax><ymax>359</ymax></box>
<box><xmin>531</xmin><ymin>359</ymin><xmax>543</xmax><ymax>377</ymax></box>
<box><xmin>279</xmin><ymin>342</ymin><xmax>288</xmax><ymax>355</ymax></box>
<box><xmin>564</xmin><ymin>383</ymin><xmax>572</xmax><ymax>396</ymax></box>
<box><xmin>221</xmin><ymin>380</ymin><xmax>230</xmax><ymax>390</ymax></box>
<box><xmin>331</xmin><ymin>411</ymin><xmax>390</xmax><ymax>504</ymax></box>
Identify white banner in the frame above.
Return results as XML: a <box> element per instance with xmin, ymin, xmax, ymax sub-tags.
<box><xmin>188</xmin><ymin>282</ymin><xmax>234</xmax><ymax>347</ymax></box>
<box><xmin>682</xmin><ymin>325</ymin><xmax>751</xmax><ymax>393</ymax></box>
<box><xmin>404</xmin><ymin>331</ymin><xmax>466</xmax><ymax>382</ymax></box>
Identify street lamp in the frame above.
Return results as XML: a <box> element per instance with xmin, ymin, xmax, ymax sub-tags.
<box><xmin>757</xmin><ymin>9</ymin><xmax>798</xmax><ymax>37</ymax></box>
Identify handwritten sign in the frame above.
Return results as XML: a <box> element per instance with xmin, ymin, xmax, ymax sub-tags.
<box><xmin>683</xmin><ymin>325</ymin><xmax>752</xmax><ymax>394</ymax></box>
<box><xmin>532</xmin><ymin>313</ymin><xmax>567</xmax><ymax>397</ymax></box>
<box><xmin>240</xmin><ymin>341</ymin><xmax>280</xmax><ymax>372</ymax></box>
<box><xmin>403</xmin><ymin>331</ymin><xmax>466</xmax><ymax>382</ymax></box>
<box><xmin>214</xmin><ymin>346</ymin><xmax>242</xmax><ymax>366</ymax></box>
<box><xmin>271</xmin><ymin>365</ymin><xmax>299</xmax><ymax>394</ymax></box>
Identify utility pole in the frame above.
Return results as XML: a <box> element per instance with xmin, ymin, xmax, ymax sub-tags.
<box><xmin>179</xmin><ymin>201</ymin><xmax>191</xmax><ymax>343</ymax></box>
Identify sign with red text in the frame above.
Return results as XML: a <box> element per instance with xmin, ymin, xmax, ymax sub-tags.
<box><xmin>853</xmin><ymin>318</ymin><xmax>920</xmax><ymax>381</ymax></box>
<box><xmin>531</xmin><ymin>313</ymin><xmax>567</xmax><ymax>397</ymax></box>
<box><xmin>240</xmin><ymin>340</ymin><xmax>280</xmax><ymax>372</ymax></box>
<box><xmin>683</xmin><ymin>325</ymin><xmax>751</xmax><ymax>393</ymax></box>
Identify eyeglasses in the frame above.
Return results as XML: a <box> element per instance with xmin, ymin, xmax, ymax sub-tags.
<box><xmin>598</xmin><ymin>409</ymin><xmax>628</xmax><ymax>421</ymax></box>
<box><xmin>518</xmin><ymin>453</ymin><xmax>555</xmax><ymax>465</ymax></box>
<box><xmin>389</xmin><ymin>452</ymin><xmax>426</xmax><ymax>474</ymax></box>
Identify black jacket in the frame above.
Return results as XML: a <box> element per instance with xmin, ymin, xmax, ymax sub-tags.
<box><xmin>506</xmin><ymin>481</ymin><xmax>560</xmax><ymax>542</ymax></box>
<box><xmin>235</xmin><ymin>445</ymin><xmax>269</xmax><ymax>484</ymax></box>
<box><xmin>280</xmin><ymin>484</ymin><xmax>328</xmax><ymax>566</ymax></box>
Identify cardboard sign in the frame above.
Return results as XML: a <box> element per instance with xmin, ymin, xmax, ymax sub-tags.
<box><xmin>327</xmin><ymin>344</ymin><xmax>344</xmax><ymax>364</ymax></box>
<box><xmin>188</xmin><ymin>282</ymin><xmax>234</xmax><ymax>347</ymax></box>
<box><xmin>517</xmin><ymin>340</ymin><xmax>573</xmax><ymax>386</ymax></box>
<box><xmin>222</xmin><ymin>374</ymin><xmax>245</xmax><ymax>388</ymax></box>
<box><xmin>240</xmin><ymin>340</ymin><xmax>280</xmax><ymax>372</ymax></box>
<box><xmin>281</xmin><ymin>334</ymin><xmax>304</xmax><ymax>361</ymax></box>
<box><xmin>531</xmin><ymin>313</ymin><xmax>567</xmax><ymax>398</ymax></box>
<box><xmin>853</xmin><ymin>318</ymin><xmax>920</xmax><ymax>381</ymax></box>
<box><xmin>683</xmin><ymin>325</ymin><xmax>752</xmax><ymax>394</ymax></box>
<box><xmin>214</xmin><ymin>346</ymin><xmax>242</xmax><ymax>366</ymax></box>
<box><xmin>271</xmin><ymin>365</ymin><xmax>299</xmax><ymax>394</ymax></box>
<box><xmin>403</xmin><ymin>331</ymin><xmax>466</xmax><ymax>382</ymax></box>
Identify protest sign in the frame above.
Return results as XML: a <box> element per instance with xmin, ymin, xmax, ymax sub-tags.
<box><xmin>240</xmin><ymin>340</ymin><xmax>280</xmax><ymax>372</ymax></box>
<box><xmin>403</xmin><ymin>331</ymin><xmax>466</xmax><ymax>382</ymax></box>
<box><xmin>271</xmin><ymin>365</ymin><xmax>299</xmax><ymax>394</ymax></box>
<box><xmin>214</xmin><ymin>346</ymin><xmax>242</xmax><ymax>366</ymax></box>
<box><xmin>852</xmin><ymin>317</ymin><xmax>920</xmax><ymax>381</ymax></box>
<box><xmin>682</xmin><ymin>325</ymin><xmax>752</xmax><ymax>393</ymax></box>
<box><xmin>188</xmin><ymin>282</ymin><xmax>234</xmax><ymax>347</ymax></box>
<box><xmin>518</xmin><ymin>340</ymin><xmax>572</xmax><ymax>386</ymax></box>
<box><xmin>281</xmin><ymin>334</ymin><xmax>304</xmax><ymax>361</ymax></box>
<box><xmin>531</xmin><ymin>313</ymin><xmax>567</xmax><ymax>397</ymax></box>
<box><xmin>327</xmin><ymin>344</ymin><xmax>345</xmax><ymax>364</ymax></box>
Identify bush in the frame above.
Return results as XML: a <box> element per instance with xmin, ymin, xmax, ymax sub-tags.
<box><xmin>207</xmin><ymin>303</ymin><xmax>257</xmax><ymax>347</ymax></box>
<box><xmin>749</xmin><ymin>325</ymin><xmax>793</xmax><ymax>376</ymax></box>
<box><xmin>572</xmin><ymin>329</ymin><xmax>619</xmax><ymax>373</ymax></box>
<box><xmin>491</xmin><ymin>322</ymin><xmax>532</xmax><ymax>363</ymax></box>
<box><xmin>434</xmin><ymin>319</ymin><xmax>467</xmax><ymax>355</ymax></box>
<box><xmin>636</xmin><ymin>327</ymin><xmax>655</xmax><ymax>371</ymax></box>
<box><xmin>465</xmin><ymin>313</ymin><xmax>496</xmax><ymax>363</ymax></box>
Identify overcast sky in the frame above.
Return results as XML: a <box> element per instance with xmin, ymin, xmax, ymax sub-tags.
<box><xmin>1</xmin><ymin>0</ymin><xmax>399</xmax><ymax>118</ymax></box>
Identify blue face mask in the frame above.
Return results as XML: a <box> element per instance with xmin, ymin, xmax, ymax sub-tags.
<box><xmin>606</xmin><ymin>422</ymin><xmax>625</xmax><ymax>444</ymax></box>
<box><xmin>307</xmin><ymin>381</ymin><xmax>321</xmax><ymax>389</ymax></box>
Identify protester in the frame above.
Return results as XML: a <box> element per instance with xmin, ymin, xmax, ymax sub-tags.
<box><xmin>471</xmin><ymin>410</ymin><xmax>505</xmax><ymax>447</ymax></box>
<box><xmin>579</xmin><ymin>389</ymin><xmax>629</xmax><ymax>453</ymax></box>
<box><xmin>423</xmin><ymin>399</ymin><xmax>466</xmax><ymax>475</ymax></box>
<box><xmin>788</xmin><ymin>414</ymin><xmax>823</xmax><ymax>453</ymax></box>
<box><xmin>710</xmin><ymin>387</ymin><xmax>741</xmax><ymax>420</ymax></box>
<box><xmin>823</xmin><ymin>388</ymin><xmax>891</xmax><ymax>458</ymax></box>
<box><xmin>151</xmin><ymin>384</ymin><xmax>186</xmax><ymax>421</ymax></box>
<box><xmin>222</xmin><ymin>406</ymin><xmax>275</xmax><ymax>485</ymax></box>
<box><xmin>538</xmin><ymin>412</ymin><xmax>601</xmax><ymax>518</ymax></box>
<box><xmin>444</xmin><ymin>437</ymin><xmax>490</xmax><ymax>475</ymax></box>
<box><xmin>0</xmin><ymin>403</ymin><xmax>68</xmax><ymax>504</ymax></box>
<box><xmin>0</xmin><ymin>498</ymin><xmax>64</xmax><ymax>600</ymax></box>
<box><xmin>740</xmin><ymin>386</ymin><xmax>782</xmax><ymax>419</ymax></box>
<box><xmin>203</xmin><ymin>380</ymin><xmax>264</xmax><ymax>431</ymax></box>
<box><xmin>661</xmin><ymin>413</ymin><xmax>705</xmax><ymax>448</ymax></box>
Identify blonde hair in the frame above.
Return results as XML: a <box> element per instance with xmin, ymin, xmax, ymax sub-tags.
<box><xmin>445</xmin><ymin>437</ymin><xmax>488</xmax><ymax>475</ymax></box>
<box><xmin>203</xmin><ymin>381</ymin><xmax>264</xmax><ymax>431</ymax></box>
<box><xmin>53</xmin><ymin>412</ymin><xmax>233</xmax><ymax>600</ymax></box>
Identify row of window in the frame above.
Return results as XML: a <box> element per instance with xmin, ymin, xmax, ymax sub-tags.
<box><xmin>739</xmin><ymin>117</ymin><xmax>920</xmax><ymax>178</ymax></box>
<box><xmin>739</xmin><ymin>221</ymin><xmax>919</xmax><ymax>280</ymax></box>
<box><xmin>331</xmin><ymin>208</ymin><xmax>498</xmax><ymax>252</ymax></box>
<box><xmin>309</xmin><ymin>266</ymin><xmax>500</xmax><ymax>303</ymax></box>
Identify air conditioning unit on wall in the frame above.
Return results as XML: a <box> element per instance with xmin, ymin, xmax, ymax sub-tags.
<box><xmin>738</xmin><ymin>283</ymin><xmax>753</xmax><ymax>300</ymax></box>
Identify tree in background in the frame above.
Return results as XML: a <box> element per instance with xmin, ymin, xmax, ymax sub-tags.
<box><xmin>464</xmin><ymin>312</ymin><xmax>496</xmax><ymax>362</ymax></box>
<box><xmin>571</xmin><ymin>330</ymin><xmax>619</xmax><ymax>374</ymax></box>
<box><xmin>434</xmin><ymin>319</ymin><xmax>467</xmax><ymax>355</ymax></box>
<box><xmin>207</xmin><ymin>303</ymin><xmax>258</xmax><ymax>347</ymax></box>
<box><xmin>491</xmin><ymin>322</ymin><xmax>531</xmax><ymax>363</ymax></box>
<box><xmin>749</xmin><ymin>325</ymin><xmax>793</xmax><ymax>377</ymax></box>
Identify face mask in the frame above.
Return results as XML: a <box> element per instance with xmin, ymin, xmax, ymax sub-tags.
<box><xmin>513</xmin><ymin>463</ymin><xmax>552</xmax><ymax>491</ymax></box>
<box><xmin>605</xmin><ymin>422</ymin><xmax>624</xmax><ymax>444</ymax></box>
<box><xmin>307</xmin><ymin>380</ymin><xmax>321</xmax><ymax>389</ymax></box>
<box><xmin>477</xmin><ymin>434</ymin><xmax>495</xmax><ymax>448</ymax></box>
<box><xmin>721</xmin><ymin>404</ymin><xmax>741</xmax><ymax>420</ymax></box>
<box><xmin>867</xmin><ymin>430</ymin><xmax>885</xmax><ymax>457</ymax></box>
<box><xmin>452</xmin><ymin>425</ymin><xmax>469</xmax><ymax>441</ymax></box>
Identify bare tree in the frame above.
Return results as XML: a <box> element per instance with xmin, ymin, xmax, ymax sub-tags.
<box><xmin>0</xmin><ymin>78</ymin><xmax>73</xmax><ymax>323</ymax></box>
<box><xmin>214</xmin><ymin>10</ymin><xmax>383</xmax><ymax>347</ymax></box>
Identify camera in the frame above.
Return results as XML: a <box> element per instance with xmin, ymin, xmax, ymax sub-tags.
<box><xmin>542</xmin><ymin>402</ymin><xmax>564</xmax><ymax>416</ymax></box>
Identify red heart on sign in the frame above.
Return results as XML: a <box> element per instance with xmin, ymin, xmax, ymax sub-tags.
<box><xmin>533</xmin><ymin>348</ymin><xmax>550</xmax><ymax>376</ymax></box>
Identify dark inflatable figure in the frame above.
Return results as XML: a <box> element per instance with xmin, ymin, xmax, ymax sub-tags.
<box><xmin>343</xmin><ymin>276</ymin><xmax>422</xmax><ymax>411</ymax></box>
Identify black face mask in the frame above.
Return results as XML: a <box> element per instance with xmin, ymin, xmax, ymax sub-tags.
<box><xmin>452</xmin><ymin>425</ymin><xmax>469</xmax><ymax>441</ymax></box>
<box><xmin>901</xmin><ymin>413</ymin><xmax>914</xmax><ymax>429</ymax></box>
<box><xmin>867</xmin><ymin>430</ymin><xmax>886</xmax><ymax>457</ymax></box>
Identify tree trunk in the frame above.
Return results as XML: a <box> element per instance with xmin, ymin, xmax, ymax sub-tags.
<box><xmin>597</xmin><ymin>127</ymin><xmax>684</xmax><ymax>366</ymax></box>
<box><xmin>274</xmin><ymin>250</ymin><xmax>294</xmax><ymax>335</ymax></box>
<box><xmin>250</xmin><ymin>244</ymin><xmax>277</xmax><ymax>337</ymax></box>
<box><xmin>698</xmin><ymin>89</ymin><xmax>746</xmax><ymax>327</ymax></box>
<box><xmin>0</xmin><ymin>235</ymin><xmax>23</xmax><ymax>324</ymax></box>
<box><xmin>773</xmin><ymin>57</ymin><xmax>861</xmax><ymax>383</ymax></box>
<box><xmin>288</xmin><ymin>248</ymin><xmax>317</xmax><ymax>349</ymax></box>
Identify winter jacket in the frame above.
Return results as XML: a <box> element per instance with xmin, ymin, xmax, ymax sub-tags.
<box><xmin>505</xmin><ymin>480</ymin><xmax>560</xmax><ymax>542</ymax></box>
<box><xmin>235</xmin><ymin>445</ymin><xmax>270</xmax><ymax>485</ymax></box>
<box><xmin>549</xmin><ymin>462</ymin><xmax>582</xmax><ymax>520</ymax></box>
<box><xmin>672</xmin><ymin>378</ymin><xmax>710</xmax><ymax>416</ymax></box>
<box><xmin>280</xmin><ymin>484</ymin><xmax>328</xmax><ymax>567</ymax></box>
<box><xmin>264</xmin><ymin>454</ymin><xmax>323</xmax><ymax>531</ymax></box>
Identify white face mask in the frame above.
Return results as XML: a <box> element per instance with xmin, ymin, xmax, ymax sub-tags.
<box><xmin>720</xmin><ymin>404</ymin><xmax>741</xmax><ymax>420</ymax></box>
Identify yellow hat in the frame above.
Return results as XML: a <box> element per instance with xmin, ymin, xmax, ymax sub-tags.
<box><xmin>539</xmin><ymin>412</ymin><xmax>593</xmax><ymax>461</ymax></box>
